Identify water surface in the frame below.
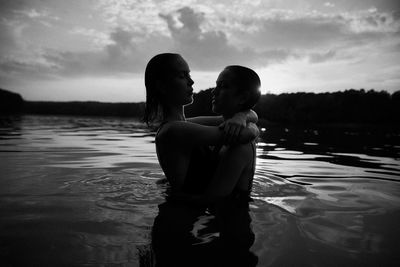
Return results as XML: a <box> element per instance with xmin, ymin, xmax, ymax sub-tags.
<box><xmin>0</xmin><ymin>115</ymin><xmax>399</xmax><ymax>266</ymax></box>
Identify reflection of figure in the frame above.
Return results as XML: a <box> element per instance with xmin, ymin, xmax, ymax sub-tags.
<box><xmin>151</xmin><ymin>201</ymin><xmax>211</xmax><ymax>267</ymax></box>
<box><xmin>143</xmin><ymin>53</ymin><xmax>261</xmax><ymax>266</ymax></box>
<box><xmin>151</xmin><ymin>196</ymin><xmax>257</xmax><ymax>267</ymax></box>
<box><xmin>212</xmin><ymin>195</ymin><xmax>258</xmax><ymax>267</ymax></box>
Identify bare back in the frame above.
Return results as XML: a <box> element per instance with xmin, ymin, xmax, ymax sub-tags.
<box><xmin>155</xmin><ymin>124</ymin><xmax>191</xmax><ymax>190</ymax></box>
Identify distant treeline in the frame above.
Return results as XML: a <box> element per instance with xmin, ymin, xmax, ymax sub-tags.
<box><xmin>0</xmin><ymin>88</ymin><xmax>24</xmax><ymax>114</ymax></box>
<box><xmin>1</xmin><ymin>88</ymin><xmax>399</xmax><ymax>124</ymax></box>
<box><xmin>23</xmin><ymin>101</ymin><xmax>145</xmax><ymax>118</ymax></box>
<box><xmin>0</xmin><ymin>88</ymin><xmax>145</xmax><ymax>118</ymax></box>
<box><xmin>187</xmin><ymin>88</ymin><xmax>400</xmax><ymax>124</ymax></box>
<box><xmin>256</xmin><ymin>89</ymin><xmax>400</xmax><ymax>124</ymax></box>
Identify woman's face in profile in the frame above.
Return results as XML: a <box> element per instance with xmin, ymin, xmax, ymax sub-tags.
<box><xmin>212</xmin><ymin>69</ymin><xmax>243</xmax><ymax>116</ymax></box>
<box><xmin>162</xmin><ymin>56</ymin><xmax>194</xmax><ymax>106</ymax></box>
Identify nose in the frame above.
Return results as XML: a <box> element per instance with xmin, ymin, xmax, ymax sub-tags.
<box><xmin>188</xmin><ymin>77</ymin><xmax>194</xmax><ymax>86</ymax></box>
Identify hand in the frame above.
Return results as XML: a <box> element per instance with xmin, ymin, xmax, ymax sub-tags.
<box><xmin>237</xmin><ymin>122</ymin><xmax>259</xmax><ymax>143</ymax></box>
<box><xmin>244</xmin><ymin>109</ymin><xmax>258</xmax><ymax>124</ymax></box>
<box><xmin>219</xmin><ymin>113</ymin><xmax>246</xmax><ymax>144</ymax></box>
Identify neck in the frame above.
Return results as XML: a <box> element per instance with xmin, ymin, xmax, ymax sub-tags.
<box><xmin>163</xmin><ymin>105</ymin><xmax>185</xmax><ymax>122</ymax></box>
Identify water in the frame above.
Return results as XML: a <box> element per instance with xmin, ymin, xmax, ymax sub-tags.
<box><xmin>0</xmin><ymin>115</ymin><xmax>399</xmax><ymax>266</ymax></box>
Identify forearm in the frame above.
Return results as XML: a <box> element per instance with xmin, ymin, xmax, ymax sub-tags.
<box><xmin>219</xmin><ymin>110</ymin><xmax>258</xmax><ymax>144</ymax></box>
<box><xmin>187</xmin><ymin>116</ymin><xmax>224</xmax><ymax>126</ymax></box>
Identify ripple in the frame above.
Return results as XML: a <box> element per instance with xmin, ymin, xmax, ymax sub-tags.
<box><xmin>1</xmin><ymin>115</ymin><xmax>400</xmax><ymax>266</ymax></box>
<box><xmin>311</xmin><ymin>185</ymin><xmax>347</xmax><ymax>191</ymax></box>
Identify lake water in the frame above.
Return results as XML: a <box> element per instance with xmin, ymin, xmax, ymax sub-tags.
<box><xmin>0</xmin><ymin>115</ymin><xmax>399</xmax><ymax>266</ymax></box>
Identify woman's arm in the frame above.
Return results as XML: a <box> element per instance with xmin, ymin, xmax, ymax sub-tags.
<box><xmin>187</xmin><ymin>110</ymin><xmax>258</xmax><ymax>126</ymax></box>
<box><xmin>185</xmin><ymin>110</ymin><xmax>259</xmax><ymax>145</ymax></box>
<box><xmin>187</xmin><ymin>115</ymin><xmax>224</xmax><ymax>126</ymax></box>
<box><xmin>160</xmin><ymin>121</ymin><xmax>258</xmax><ymax>147</ymax></box>
<box><xmin>219</xmin><ymin>110</ymin><xmax>258</xmax><ymax>144</ymax></box>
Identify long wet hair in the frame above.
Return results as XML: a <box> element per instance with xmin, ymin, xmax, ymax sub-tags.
<box><xmin>143</xmin><ymin>53</ymin><xmax>181</xmax><ymax>126</ymax></box>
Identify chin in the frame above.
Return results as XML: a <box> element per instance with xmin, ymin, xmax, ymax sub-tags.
<box><xmin>184</xmin><ymin>98</ymin><xmax>194</xmax><ymax>106</ymax></box>
<box><xmin>212</xmin><ymin>105</ymin><xmax>219</xmax><ymax>114</ymax></box>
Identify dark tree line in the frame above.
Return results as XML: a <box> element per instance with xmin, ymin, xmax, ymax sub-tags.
<box><xmin>256</xmin><ymin>89</ymin><xmax>400</xmax><ymax>124</ymax></box>
<box><xmin>1</xmin><ymin>87</ymin><xmax>399</xmax><ymax>124</ymax></box>
<box><xmin>0</xmin><ymin>88</ymin><xmax>145</xmax><ymax>117</ymax></box>
<box><xmin>185</xmin><ymin>89</ymin><xmax>214</xmax><ymax>117</ymax></box>
<box><xmin>0</xmin><ymin>88</ymin><xmax>24</xmax><ymax>114</ymax></box>
<box><xmin>187</xmin><ymin>88</ymin><xmax>400</xmax><ymax>124</ymax></box>
<box><xmin>23</xmin><ymin>101</ymin><xmax>145</xmax><ymax>118</ymax></box>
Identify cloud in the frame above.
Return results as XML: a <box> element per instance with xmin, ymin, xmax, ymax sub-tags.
<box><xmin>15</xmin><ymin>8</ymin><xmax>43</xmax><ymax>18</ymax></box>
<box><xmin>96</xmin><ymin>0</ymin><xmax>169</xmax><ymax>35</ymax></box>
<box><xmin>250</xmin><ymin>16</ymin><xmax>346</xmax><ymax>50</ymax></box>
<box><xmin>40</xmin><ymin>27</ymin><xmax>172</xmax><ymax>77</ymax></box>
<box><xmin>0</xmin><ymin>3</ymin><xmax>399</xmax><ymax>81</ymax></box>
<box><xmin>0</xmin><ymin>0</ymin><xmax>30</xmax><ymax>15</ymax></box>
<box><xmin>370</xmin><ymin>0</ymin><xmax>400</xmax><ymax>12</ymax></box>
<box><xmin>70</xmin><ymin>27</ymin><xmax>112</xmax><ymax>49</ymax></box>
<box><xmin>309</xmin><ymin>50</ymin><xmax>336</xmax><ymax>63</ymax></box>
<box><xmin>0</xmin><ymin>0</ymin><xmax>60</xmax><ymax>22</ymax></box>
<box><xmin>159</xmin><ymin>7</ymin><xmax>292</xmax><ymax>70</ymax></box>
<box><xmin>12</xmin><ymin>8</ymin><xmax>59</xmax><ymax>21</ymax></box>
<box><xmin>226</xmin><ymin>8</ymin><xmax>400</xmax><ymax>66</ymax></box>
<box><xmin>0</xmin><ymin>6</ymin><xmax>293</xmax><ymax>79</ymax></box>
<box><xmin>0</xmin><ymin>20</ymin><xmax>18</xmax><ymax>54</ymax></box>
<box><xmin>0</xmin><ymin>24</ymin><xmax>172</xmax><ymax>79</ymax></box>
<box><xmin>0</xmin><ymin>49</ymin><xmax>60</xmax><ymax>80</ymax></box>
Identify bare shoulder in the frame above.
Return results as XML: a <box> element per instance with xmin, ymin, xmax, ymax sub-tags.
<box><xmin>156</xmin><ymin>121</ymin><xmax>186</xmax><ymax>141</ymax></box>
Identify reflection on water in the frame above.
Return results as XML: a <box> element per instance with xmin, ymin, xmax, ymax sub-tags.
<box><xmin>0</xmin><ymin>115</ymin><xmax>399</xmax><ymax>266</ymax></box>
<box><xmin>152</xmin><ymin>195</ymin><xmax>257</xmax><ymax>267</ymax></box>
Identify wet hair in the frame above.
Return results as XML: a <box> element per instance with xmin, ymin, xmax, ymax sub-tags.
<box><xmin>224</xmin><ymin>65</ymin><xmax>261</xmax><ymax>110</ymax></box>
<box><xmin>143</xmin><ymin>53</ymin><xmax>181</xmax><ymax>125</ymax></box>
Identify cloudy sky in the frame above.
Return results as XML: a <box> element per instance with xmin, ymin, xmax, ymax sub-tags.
<box><xmin>0</xmin><ymin>0</ymin><xmax>399</xmax><ymax>102</ymax></box>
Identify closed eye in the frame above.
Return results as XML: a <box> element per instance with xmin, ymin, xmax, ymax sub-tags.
<box><xmin>178</xmin><ymin>71</ymin><xmax>191</xmax><ymax>79</ymax></box>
